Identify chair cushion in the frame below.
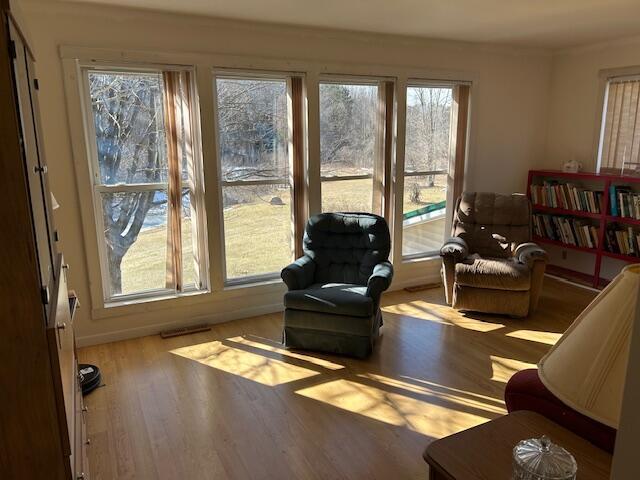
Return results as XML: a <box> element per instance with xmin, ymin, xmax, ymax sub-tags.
<box><xmin>284</xmin><ymin>283</ymin><xmax>373</xmax><ymax>317</ymax></box>
<box><xmin>455</xmin><ymin>257</ymin><xmax>531</xmax><ymax>291</ymax></box>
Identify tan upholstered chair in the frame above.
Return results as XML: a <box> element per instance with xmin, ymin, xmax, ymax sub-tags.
<box><xmin>440</xmin><ymin>192</ymin><xmax>548</xmax><ymax>317</ymax></box>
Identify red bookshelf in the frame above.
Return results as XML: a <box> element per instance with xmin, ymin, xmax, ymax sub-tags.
<box><xmin>528</xmin><ymin>169</ymin><xmax>640</xmax><ymax>288</ymax></box>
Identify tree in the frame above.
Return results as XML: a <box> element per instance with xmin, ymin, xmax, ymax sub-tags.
<box><xmin>216</xmin><ymin>79</ymin><xmax>289</xmax><ymax>181</ymax></box>
<box><xmin>90</xmin><ymin>72</ymin><xmax>167</xmax><ymax>294</ymax></box>
<box><xmin>319</xmin><ymin>84</ymin><xmax>377</xmax><ymax>175</ymax></box>
<box><xmin>405</xmin><ymin>87</ymin><xmax>452</xmax><ymax>188</ymax></box>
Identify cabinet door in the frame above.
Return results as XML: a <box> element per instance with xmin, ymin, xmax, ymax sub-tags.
<box><xmin>9</xmin><ymin>23</ymin><xmax>55</xmax><ymax>308</ymax></box>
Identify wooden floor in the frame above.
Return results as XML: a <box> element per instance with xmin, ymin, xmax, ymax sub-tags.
<box><xmin>79</xmin><ymin>277</ymin><xmax>595</xmax><ymax>480</ymax></box>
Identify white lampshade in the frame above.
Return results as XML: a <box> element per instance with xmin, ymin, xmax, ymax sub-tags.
<box><xmin>538</xmin><ymin>264</ymin><xmax>640</xmax><ymax>429</ymax></box>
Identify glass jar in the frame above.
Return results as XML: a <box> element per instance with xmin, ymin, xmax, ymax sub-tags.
<box><xmin>512</xmin><ymin>436</ymin><xmax>577</xmax><ymax>480</ymax></box>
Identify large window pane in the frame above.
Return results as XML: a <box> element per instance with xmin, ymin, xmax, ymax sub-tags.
<box><xmin>319</xmin><ymin>82</ymin><xmax>379</xmax><ymax>213</ymax></box>
<box><xmin>405</xmin><ymin>87</ymin><xmax>452</xmax><ymax>173</ymax></box>
<box><xmin>88</xmin><ymin>71</ymin><xmax>168</xmax><ymax>185</ymax></box>
<box><xmin>216</xmin><ymin>78</ymin><xmax>289</xmax><ymax>181</ymax></box>
<box><xmin>321</xmin><ymin>178</ymin><xmax>373</xmax><ymax>213</ymax></box>
<box><xmin>402</xmin><ymin>175</ymin><xmax>447</xmax><ymax>257</ymax></box>
<box><xmin>215</xmin><ymin>76</ymin><xmax>293</xmax><ymax>281</ymax></box>
<box><xmin>222</xmin><ymin>184</ymin><xmax>292</xmax><ymax>279</ymax></box>
<box><xmin>101</xmin><ymin>190</ymin><xmax>168</xmax><ymax>295</ymax></box>
<box><xmin>319</xmin><ymin>83</ymin><xmax>377</xmax><ymax>176</ymax></box>
<box><xmin>402</xmin><ymin>84</ymin><xmax>453</xmax><ymax>258</ymax></box>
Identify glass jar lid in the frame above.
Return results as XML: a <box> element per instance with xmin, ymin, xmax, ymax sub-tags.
<box><xmin>513</xmin><ymin>436</ymin><xmax>577</xmax><ymax>480</ymax></box>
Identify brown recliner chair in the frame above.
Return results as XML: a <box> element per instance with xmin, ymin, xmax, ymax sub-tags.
<box><xmin>440</xmin><ymin>192</ymin><xmax>548</xmax><ymax>317</ymax></box>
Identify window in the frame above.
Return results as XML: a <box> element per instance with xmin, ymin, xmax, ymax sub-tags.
<box><xmin>319</xmin><ymin>80</ymin><xmax>385</xmax><ymax>214</ymax></box>
<box><xmin>598</xmin><ymin>76</ymin><xmax>640</xmax><ymax>174</ymax></box>
<box><xmin>83</xmin><ymin>68</ymin><xmax>207</xmax><ymax>301</ymax></box>
<box><xmin>402</xmin><ymin>84</ymin><xmax>469</xmax><ymax>259</ymax></box>
<box><xmin>214</xmin><ymin>74</ymin><xmax>303</xmax><ymax>283</ymax></box>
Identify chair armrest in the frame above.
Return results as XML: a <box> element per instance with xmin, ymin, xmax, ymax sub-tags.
<box><xmin>440</xmin><ymin>237</ymin><xmax>469</xmax><ymax>261</ymax></box>
<box><xmin>515</xmin><ymin>242</ymin><xmax>548</xmax><ymax>267</ymax></box>
<box><xmin>281</xmin><ymin>255</ymin><xmax>316</xmax><ymax>290</ymax></box>
<box><xmin>367</xmin><ymin>261</ymin><xmax>394</xmax><ymax>299</ymax></box>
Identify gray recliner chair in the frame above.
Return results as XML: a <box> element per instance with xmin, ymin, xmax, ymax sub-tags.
<box><xmin>281</xmin><ymin>212</ymin><xmax>394</xmax><ymax>358</ymax></box>
<box><xmin>441</xmin><ymin>192</ymin><xmax>548</xmax><ymax>318</ymax></box>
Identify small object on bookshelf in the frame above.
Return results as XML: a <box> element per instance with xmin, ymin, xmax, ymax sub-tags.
<box><xmin>562</xmin><ymin>158</ymin><xmax>582</xmax><ymax>173</ymax></box>
<box><xmin>621</xmin><ymin>159</ymin><xmax>640</xmax><ymax>177</ymax></box>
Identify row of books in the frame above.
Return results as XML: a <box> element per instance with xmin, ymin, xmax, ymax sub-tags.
<box><xmin>605</xmin><ymin>226</ymin><xmax>640</xmax><ymax>256</ymax></box>
<box><xmin>533</xmin><ymin>214</ymin><xmax>599</xmax><ymax>249</ymax></box>
<box><xmin>609</xmin><ymin>186</ymin><xmax>640</xmax><ymax>219</ymax></box>
<box><xmin>530</xmin><ymin>181</ymin><xmax>602</xmax><ymax>213</ymax></box>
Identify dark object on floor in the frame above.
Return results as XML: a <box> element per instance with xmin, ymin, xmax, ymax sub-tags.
<box><xmin>281</xmin><ymin>212</ymin><xmax>393</xmax><ymax>358</ymax></box>
<box><xmin>160</xmin><ymin>323</ymin><xmax>211</xmax><ymax>338</ymax></box>
<box><xmin>441</xmin><ymin>192</ymin><xmax>548</xmax><ymax>317</ymax></box>
<box><xmin>505</xmin><ymin>368</ymin><xmax>617</xmax><ymax>453</ymax></box>
<box><xmin>78</xmin><ymin>364</ymin><xmax>101</xmax><ymax>396</ymax></box>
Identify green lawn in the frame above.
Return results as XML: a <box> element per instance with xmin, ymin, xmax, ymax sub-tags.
<box><xmin>120</xmin><ymin>177</ymin><xmax>446</xmax><ymax>293</ymax></box>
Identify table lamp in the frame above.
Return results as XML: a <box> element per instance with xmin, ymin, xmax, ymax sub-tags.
<box><xmin>538</xmin><ymin>264</ymin><xmax>640</xmax><ymax>428</ymax></box>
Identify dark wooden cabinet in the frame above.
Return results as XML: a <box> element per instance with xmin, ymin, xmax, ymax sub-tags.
<box><xmin>1</xmin><ymin>1</ymin><xmax>89</xmax><ymax>478</ymax></box>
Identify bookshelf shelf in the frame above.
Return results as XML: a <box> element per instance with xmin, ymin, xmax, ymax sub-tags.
<box><xmin>605</xmin><ymin>215</ymin><xmax>640</xmax><ymax>226</ymax></box>
<box><xmin>602</xmin><ymin>251</ymin><xmax>640</xmax><ymax>263</ymax></box>
<box><xmin>532</xmin><ymin>205</ymin><xmax>601</xmax><ymax>219</ymax></box>
<box><xmin>532</xmin><ymin>236</ymin><xmax>598</xmax><ymax>254</ymax></box>
<box><xmin>528</xmin><ymin>169</ymin><xmax>640</xmax><ymax>289</ymax></box>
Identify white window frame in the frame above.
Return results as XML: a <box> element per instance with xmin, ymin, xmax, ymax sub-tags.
<box><xmin>212</xmin><ymin>70</ymin><xmax>299</xmax><ymax>286</ymax></box>
<box><xmin>78</xmin><ymin>63</ymin><xmax>209</xmax><ymax>304</ymax></box>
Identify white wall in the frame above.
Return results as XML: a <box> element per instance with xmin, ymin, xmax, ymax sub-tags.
<box><xmin>21</xmin><ymin>0</ymin><xmax>553</xmax><ymax>345</ymax></box>
<box><xmin>546</xmin><ymin>36</ymin><xmax>640</xmax><ymax>171</ymax></box>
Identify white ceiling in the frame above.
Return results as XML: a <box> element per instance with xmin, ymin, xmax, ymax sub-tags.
<box><xmin>64</xmin><ymin>0</ymin><xmax>640</xmax><ymax>49</ymax></box>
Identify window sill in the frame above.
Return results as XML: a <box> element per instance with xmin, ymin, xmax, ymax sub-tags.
<box><xmin>223</xmin><ymin>276</ymin><xmax>282</xmax><ymax>291</ymax></box>
<box><xmin>104</xmin><ymin>288</ymin><xmax>210</xmax><ymax>310</ymax></box>
<box><xmin>402</xmin><ymin>253</ymin><xmax>440</xmax><ymax>264</ymax></box>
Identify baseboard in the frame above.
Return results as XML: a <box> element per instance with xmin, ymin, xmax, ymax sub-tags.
<box><xmin>77</xmin><ymin>265</ymin><xmax>442</xmax><ymax>347</ymax></box>
<box><xmin>76</xmin><ymin>301</ymin><xmax>284</xmax><ymax>347</ymax></box>
<box><xmin>390</xmin><ymin>271</ymin><xmax>442</xmax><ymax>291</ymax></box>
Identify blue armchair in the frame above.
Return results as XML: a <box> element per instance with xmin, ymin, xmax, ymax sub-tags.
<box><xmin>281</xmin><ymin>212</ymin><xmax>393</xmax><ymax>358</ymax></box>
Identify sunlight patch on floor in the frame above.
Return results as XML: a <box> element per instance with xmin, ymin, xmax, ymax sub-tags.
<box><xmin>490</xmin><ymin>355</ymin><xmax>536</xmax><ymax>383</ymax></box>
<box><xmin>505</xmin><ymin>329</ymin><xmax>562</xmax><ymax>346</ymax></box>
<box><xmin>170</xmin><ymin>340</ymin><xmax>319</xmax><ymax>386</ymax></box>
<box><xmin>227</xmin><ymin>335</ymin><xmax>345</xmax><ymax>370</ymax></box>
<box><xmin>400</xmin><ymin>376</ymin><xmax>505</xmax><ymax>405</ymax></box>
<box><xmin>383</xmin><ymin>300</ymin><xmax>505</xmax><ymax>332</ymax></box>
<box><xmin>296</xmin><ymin>378</ymin><xmax>491</xmax><ymax>438</ymax></box>
<box><xmin>358</xmin><ymin>373</ymin><xmax>506</xmax><ymax>415</ymax></box>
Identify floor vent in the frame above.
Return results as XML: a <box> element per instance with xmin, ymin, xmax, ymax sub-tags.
<box><xmin>160</xmin><ymin>324</ymin><xmax>211</xmax><ymax>339</ymax></box>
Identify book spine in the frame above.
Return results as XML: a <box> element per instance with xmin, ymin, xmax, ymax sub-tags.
<box><xmin>610</xmin><ymin>185</ymin><xmax>618</xmax><ymax>216</ymax></box>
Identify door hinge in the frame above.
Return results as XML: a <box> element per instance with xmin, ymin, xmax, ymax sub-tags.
<box><xmin>9</xmin><ymin>40</ymin><xmax>16</xmax><ymax>59</ymax></box>
<box><xmin>33</xmin><ymin>78</ymin><xmax>39</xmax><ymax>90</ymax></box>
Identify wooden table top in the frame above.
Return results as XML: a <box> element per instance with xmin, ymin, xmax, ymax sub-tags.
<box><xmin>423</xmin><ymin>411</ymin><xmax>612</xmax><ymax>480</ymax></box>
